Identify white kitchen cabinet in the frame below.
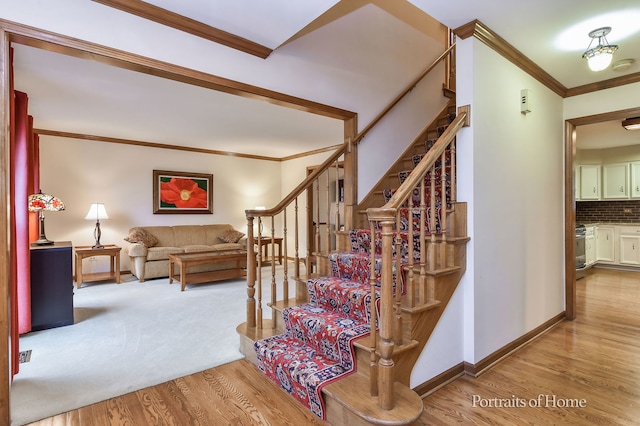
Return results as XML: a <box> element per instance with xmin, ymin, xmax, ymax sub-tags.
<box><xmin>579</xmin><ymin>165</ymin><xmax>600</xmax><ymax>200</ymax></box>
<box><xmin>595</xmin><ymin>226</ymin><xmax>615</xmax><ymax>263</ymax></box>
<box><xmin>603</xmin><ymin>163</ymin><xmax>629</xmax><ymax>199</ymax></box>
<box><xmin>619</xmin><ymin>235</ymin><xmax>640</xmax><ymax>265</ymax></box>
<box><xmin>631</xmin><ymin>162</ymin><xmax>640</xmax><ymax>198</ymax></box>
<box><xmin>585</xmin><ymin>226</ymin><xmax>595</xmax><ymax>266</ymax></box>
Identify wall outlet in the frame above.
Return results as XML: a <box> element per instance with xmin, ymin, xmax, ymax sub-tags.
<box><xmin>89</xmin><ymin>256</ymin><xmax>97</xmax><ymax>261</ymax></box>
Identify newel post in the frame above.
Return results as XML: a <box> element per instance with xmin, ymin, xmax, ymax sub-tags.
<box><xmin>246</xmin><ymin>215</ymin><xmax>256</xmax><ymax>327</ymax></box>
<box><xmin>368</xmin><ymin>207</ymin><xmax>397</xmax><ymax>410</ymax></box>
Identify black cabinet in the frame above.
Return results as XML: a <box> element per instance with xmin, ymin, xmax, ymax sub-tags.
<box><xmin>30</xmin><ymin>241</ymin><xmax>74</xmax><ymax>331</ymax></box>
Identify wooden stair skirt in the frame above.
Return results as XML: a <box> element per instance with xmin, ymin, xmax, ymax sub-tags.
<box><xmin>237</xmin><ymin>320</ymin><xmax>424</xmax><ymax>425</ymax></box>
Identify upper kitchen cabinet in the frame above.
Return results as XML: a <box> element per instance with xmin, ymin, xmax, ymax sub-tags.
<box><xmin>603</xmin><ymin>163</ymin><xmax>629</xmax><ymax>199</ymax></box>
<box><xmin>578</xmin><ymin>165</ymin><xmax>600</xmax><ymax>200</ymax></box>
<box><xmin>631</xmin><ymin>162</ymin><xmax>640</xmax><ymax>198</ymax></box>
<box><xmin>576</xmin><ymin>119</ymin><xmax>640</xmax><ymax>202</ymax></box>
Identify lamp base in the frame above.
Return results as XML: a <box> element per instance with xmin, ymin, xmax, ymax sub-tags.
<box><xmin>31</xmin><ymin>238</ymin><xmax>54</xmax><ymax>246</ymax></box>
<box><xmin>92</xmin><ymin>244</ymin><xmax>105</xmax><ymax>249</ymax></box>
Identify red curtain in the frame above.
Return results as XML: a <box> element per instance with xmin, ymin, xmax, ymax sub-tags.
<box><xmin>9</xmin><ymin>48</ymin><xmax>40</xmax><ymax>379</ymax></box>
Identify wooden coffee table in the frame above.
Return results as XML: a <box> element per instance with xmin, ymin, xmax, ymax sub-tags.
<box><xmin>168</xmin><ymin>250</ymin><xmax>247</xmax><ymax>291</ymax></box>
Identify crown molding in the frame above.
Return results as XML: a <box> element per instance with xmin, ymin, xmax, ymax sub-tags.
<box><xmin>91</xmin><ymin>0</ymin><xmax>272</xmax><ymax>59</ymax></box>
<box><xmin>455</xmin><ymin>19</ymin><xmax>640</xmax><ymax>98</ymax></box>
<box><xmin>565</xmin><ymin>72</ymin><xmax>640</xmax><ymax>97</ymax></box>
<box><xmin>454</xmin><ymin>20</ymin><xmax>567</xmax><ymax>97</ymax></box>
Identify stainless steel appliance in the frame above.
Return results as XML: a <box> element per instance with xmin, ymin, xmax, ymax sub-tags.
<box><xmin>576</xmin><ymin>224</ymin><xmax>587</xmax><ymax>280</ymax></box>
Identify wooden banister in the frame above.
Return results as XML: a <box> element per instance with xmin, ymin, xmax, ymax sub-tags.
<box><xmin>365</xmin><ymin>105</ymin><xmax>469</xmax><ymax>412</ymax></box>
<box><xmin>243</xmin><ymin>43</ymin><xmax>461</xmax><ymax>418</ymax></box>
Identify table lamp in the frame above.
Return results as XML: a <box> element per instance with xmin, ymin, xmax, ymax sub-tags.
<box><xmin>85</xmin><ymin>203</ymin><xmax>109</xmax><ymax>249</ymax></box>
<box><xmin>28</xmin><ymin>190</ymin><xmax>65</xmax><ymax>246</ymax></box>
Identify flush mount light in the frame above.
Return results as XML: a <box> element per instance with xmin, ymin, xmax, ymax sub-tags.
<box><xmin>612</xmin><ymin>58</ymin><xmax>635</xmax><ymax>72</ymax></box>
<box><xmin>622</xmin><ymin>117</ymin><xmax>640</xmax><ymax>131</ymax></box>
<box><xmin>582</xmin><ymin>27</ymin><xmax>618</xmax><ymax>71</ymax></box>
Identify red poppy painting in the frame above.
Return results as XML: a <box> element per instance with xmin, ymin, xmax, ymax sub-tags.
<box><xmin>153</xmin><ymin>170</ymin><xmax>213</xmax><ymax>214</ymax></box>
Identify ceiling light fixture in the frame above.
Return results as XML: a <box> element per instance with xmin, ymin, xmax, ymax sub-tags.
<box><xmin>622</xmin><ymin>117</ymin><xmax>640</xmax><ymax>131</ymax></box>
<box><xmin>582</xmin><ymin>27</ymin><xmax>618</xmax><ymax>71</ymax></box>
<box><xmin>612</xmin><ymin>58</ymin><xmax>635</xmax><ymax>72</ymax></box>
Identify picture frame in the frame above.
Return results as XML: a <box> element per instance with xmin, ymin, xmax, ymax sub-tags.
<box><xmin>153</xmin><ymin>170</ymin><xmax>213</xmax><ymax>214</ymax></box>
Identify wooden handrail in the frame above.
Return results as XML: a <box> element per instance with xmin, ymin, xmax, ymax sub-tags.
<box><xmin>365</xmin><ymin>106</ymin><xmax>469</xmax><ymax>411</ymax></box>
<box><xmin>353</xmin><ymin>44</ymin><xmax>456</xmax><ymax>145</ymax></box>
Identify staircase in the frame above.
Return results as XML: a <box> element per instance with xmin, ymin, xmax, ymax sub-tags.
<box><xmin>237</xmin><ymin>105</ymin><xmax>470</xmax><ymax>425</ymax></box>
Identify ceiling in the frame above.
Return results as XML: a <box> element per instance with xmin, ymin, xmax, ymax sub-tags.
<box><xmin>9</xmin><ymin>0</ymin><xmax>640</xmax><ymax>157</ymax></box>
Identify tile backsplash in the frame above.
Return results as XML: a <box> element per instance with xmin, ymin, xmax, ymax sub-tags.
<box><xmin>576</xmin><ymin>200</ymin><xmax>640</xmax><ymax>223</ymax></box>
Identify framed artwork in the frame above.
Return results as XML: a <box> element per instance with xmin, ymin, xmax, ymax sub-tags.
<box><xmin>153</xmin><ymin>170</ymin><xmax>213</xmax><ymax>214</ymax></box>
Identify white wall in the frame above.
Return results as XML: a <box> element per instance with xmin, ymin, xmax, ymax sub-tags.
<box><xmin>564</xmin><ymin>82</ymin><xmax>640</xmax><ymax>120</ymax></box>
<box><xmin>412</xmin><ymin>36</ymin><xmax>566</xmax><ymax>386</ymax></box>
<box><xmin>40</xmin><ymin>137</ymin><xmax>281</xmax><ymax>273</ymax></box>
<box><xmin>469</xmin><ymin>39</ymin><xmax>565</xmax><ymax>361</ymax></box>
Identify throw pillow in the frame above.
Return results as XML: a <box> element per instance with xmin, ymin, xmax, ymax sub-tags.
<box><xmin>219</xmin><ymin>229</ymin><xmax>245</xmax><ymax>243</ymax></box>
<box><xmin>124</xmin><ymin>228</ymin><xmax>159</xmax><ymax>247</ymax></box>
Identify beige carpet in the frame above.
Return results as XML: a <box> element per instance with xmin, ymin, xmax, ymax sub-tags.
<box><xmin>11</xmin><ymin>270</ymin><xmax>278</xmax><ymax>425</ymax></box>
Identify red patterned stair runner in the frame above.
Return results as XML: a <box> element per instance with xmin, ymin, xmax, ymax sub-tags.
<box><xmin>254</xmin><ymin>276</ymin><xmax>376</xmax><ymax>419</ymax></box>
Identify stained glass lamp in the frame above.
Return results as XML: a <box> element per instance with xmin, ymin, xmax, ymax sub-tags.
<box><xmin>28</xmin><ymin>190</ymin><xmax>66</xmax><ymax>246</ymax></box>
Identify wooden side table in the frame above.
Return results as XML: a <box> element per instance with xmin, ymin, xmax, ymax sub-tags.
<box><xmin>253</xmin><ymin>237</ymin><xmax>283</xmax><ymax>264</ymax></box>
<box><xmin>75</xmin><ymin>244</ymin><xmax>122</xmax><ymax>288</ymax></box>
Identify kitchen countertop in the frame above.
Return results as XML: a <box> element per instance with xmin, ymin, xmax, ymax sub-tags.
<box><xmin>578</xmin><ymin>222</ymin><xmax>640</xmax><ymax>227</ymax></box>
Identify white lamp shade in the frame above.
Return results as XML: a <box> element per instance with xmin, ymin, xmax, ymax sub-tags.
<box><xmin>84</xmin><ymin>203</ymin><xmax>109</xmax><ymax>220</ymax></box>
<box><xmin>587</xmin><ymin>52</ymin><xmax>613</xmax><ymax>71</ymax></box>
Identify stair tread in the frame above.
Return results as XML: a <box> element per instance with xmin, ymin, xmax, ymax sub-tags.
<box><xmin>401</xmin><ymin>299</ymin><xmax>441</xmax><ymax>314</ymax></box>
<box><xmin>352</xmin><ymin>335</ymin><xmax>420</xmax><ymax>355</ymax></box>
<box><xmin>236</xmin><ymin>320</ymin><xmax>281</xmax><ymax>341</ymax></box>
<box><xmin>322</xmin><ymin>371</ymin><xmax>423</xmax><ymax>425</ymax></box>
<box><xmin>269</xmin><ymin>297</ymin><xmax>302</xmax><ymax>312</ymax></box>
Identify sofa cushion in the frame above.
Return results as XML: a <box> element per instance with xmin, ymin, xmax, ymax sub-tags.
<box><xmin>146</xmin><ymin>246</ymin><xmax>185</xmax><ymax>261</ymax></box>
<box><xmin>124</xmin><ymin>228</ymin><xmax>159</xmax><ymax>247</ymax></box>
<box><xmin>211</xmin><ymin>243</ymin><xmax>245</xmax><ymax>251</ymax></box>
<box><xmin>219</xmin><ymin>229</ymin><xmax>245</xmax><ymax>243</ymax></box>
<box><xmin>134</xmin><ymin>226</ymin><xmax>177</xmax><ymax>247</ymax></box>
<box><xmin>183</xmin><ymin>245</ymin><xmax>214</xmax><ymax>253</ymax></box>
<box><xmin>171</xmin><ymin>225</ymin><xmax>210</xmax><ymax>247</ymax></box>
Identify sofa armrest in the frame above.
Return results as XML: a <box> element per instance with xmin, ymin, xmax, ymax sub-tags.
<box><xmin>125</xmin><ymin>242</ymin><xmax>148</xmax><ymax>257</ymax></box>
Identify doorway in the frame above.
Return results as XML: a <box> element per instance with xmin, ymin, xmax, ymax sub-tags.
<box><xmin>564</xmin><ymin>106</ymin><xmax>640</xmax><ymax>320</ymax></box>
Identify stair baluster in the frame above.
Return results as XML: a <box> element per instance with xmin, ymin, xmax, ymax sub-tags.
<box><xmin>394</xmin><ymin>211</ymin><xmax>403</xmax><ymax>346</ymax></box>
<box><xmin>377</xmin><ymin>212</ymin><xmax>396</xmax><ymax>410</ymax></box>
<box><xmin>246</xmin><ymin>217</ymin><xmax>256</xmax><ymax>328</ymax></box>
<box><xmin>368</xmin><ymin>219</ymin><xmax>379</xmax><ymax>397</ymax></box>
<box><xmin>419</xmin><ymin>179</ymin><xmax>428</xmax><ymax>303</ymax></box>
<box><xmin>257</xmin><ymin>217</ymin><xmax>263</xmax><ymax>329</ymax></box>
<box><xmin>282</xmin><ymin>209</ymin><xmax>289</xmax><ymax>301</ymax></box>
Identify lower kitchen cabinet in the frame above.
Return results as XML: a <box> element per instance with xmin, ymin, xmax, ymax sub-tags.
<box><xmin>595</xmin><ymin>226</ymin><xmax>615</xmax><ymax>263</ymax></box>
<box><xmin>585</xmin><ymin>227</ymin><xmax>596</xmax><ymax>266</ymax></box>
<box><xmin>619</xmin><ymin>235</ymin><xmax>640</xmax><ymax>265</ymax></box>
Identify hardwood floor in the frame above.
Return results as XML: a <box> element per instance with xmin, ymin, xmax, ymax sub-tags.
<box><xmin>27</xmin><ymin>268</ymin><xmax>639</xmax><ymax>425</ymax></box>
<box><xmin>420</xmin><ymin>268</ymin><xmax>640</xmax><ymax>425</ymax></box>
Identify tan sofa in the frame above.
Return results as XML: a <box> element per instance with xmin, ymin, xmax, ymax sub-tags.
<box><xmin>123</xmin><ymin>224</ymin><xmax>248</xmax><ymax>282</ymax></box>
